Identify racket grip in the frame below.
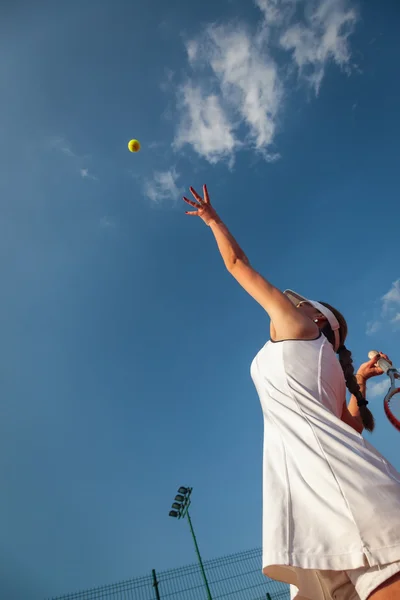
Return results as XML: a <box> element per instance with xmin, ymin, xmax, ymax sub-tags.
<box><xmin>368</xmin><ymin>350</ymin><xmax>393</xmax><ymax>373</ymax></box>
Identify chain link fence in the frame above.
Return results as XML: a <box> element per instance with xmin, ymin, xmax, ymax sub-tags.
<box><xmin>49</xmin><ymin>548</ymin><xmax>290</xmax><ymax>600</ymax></box>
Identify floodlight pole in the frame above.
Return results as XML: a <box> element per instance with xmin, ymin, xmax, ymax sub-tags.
<box><xmin>185</xmin><ymin>508</ymin><xmax>212</xmax><ymax>600</ymax></box>
<box><xmin>169</xmin><ymin>486</ymin><xmax>212</xmax><ymax>600</ymax></box>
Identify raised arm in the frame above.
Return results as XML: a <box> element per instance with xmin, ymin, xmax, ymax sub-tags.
<box><xmin>183</xmin><ymin>185</ymin><xmax>318</xmax><ymax>341</ymax></box>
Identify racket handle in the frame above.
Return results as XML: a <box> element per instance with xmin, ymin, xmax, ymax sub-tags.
<box><xmin>368</xmin><ymin>350</ymin><xmax>393</xmax><ymax>373</ymax></box>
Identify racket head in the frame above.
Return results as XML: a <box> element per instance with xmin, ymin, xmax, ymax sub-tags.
<box><xmin>368</xmin><ymin>350</ymin><xmax>400</xmax><ymax>430</ymax></box>
<box><xmin>384</xmin><ymin>388</ymin><xmax>400</xmax><ymax>431</ymax></box>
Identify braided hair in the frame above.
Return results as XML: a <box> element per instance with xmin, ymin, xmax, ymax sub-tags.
<box><xmin>319</xmin><ymin>302</ymin><xmax>375</xmax><ymax>432</ymax></box>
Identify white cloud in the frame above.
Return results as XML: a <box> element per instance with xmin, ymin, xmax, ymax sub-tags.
<box><xmin>382</xmin><ymin>279</ymin><xmax>400</xmax><ymax>314</ymax></box>
<box><xmin>80</xmin><ymin>168</ymin><xmax>97</xmax><ymax>181</ymax></box>
<box><xmin>280</xmin><ymin>0</ymin><xmax>358</xmax><ymax>93</ymax></box>
<box><xmin>175</xmin><ymin>24</ymin><xmax>283</xmax><ymax>163</ymax></box>
<box><xmin>174</xmin><ymin>0</ymin><xmax>359</xmax><ymax>163</ymax></box>
<box><xmin>254</xmin><ymin>0</ymin><xmax>281</xmax><ymax>24</ymax></box>
<box><xmin>255</xmin><ymin>0</ymin><xmax>294</xmax><ymax>25</ymax></box>
<box><xmin>174</xmin><ymin>84</ymin><xmax>237</xmax><ymax>165</ymax></box>
<box><xmin>368</xmin><ymin>379</ymin><xmax>389</xmax><ymax>400</ymax></box>
<box><xmin>207</xmin><ymin>25</ymin><xmax>283</xmax><ymax>153</ymax></box>
<box><xmin>366</xmin><ymin>320</ymin><xmax>381</xmax><ymax>336</ymax></box>
<box><xmin>366</xmin><ymin>279</ymin><xmax>400</xmax><ymax>335</ymax></box>
<box><xmin>186</xmin><ymin>40</ymin><xmax>199</xmax><ymax>63</ymax></box>
<box><xmin>382</xmin><ymin>280</ymin><xmax>400</xmax><ymax>329</ymax></box>
<box><xmin>144</xmin><ymin>168</ymin><xmax>182</xmax><ymax>203</ymax></box>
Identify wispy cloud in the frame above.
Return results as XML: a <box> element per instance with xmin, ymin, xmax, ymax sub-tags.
<box><xmin>366</xmin><ymin>279</ymin><xmax>400</xmax><ymax>335</ymax></box>
<box><xmin>380</xmin><ymin>279</ymin><xmax>400</xmax><ymax>329</ymax></box>
<box><xmin>368</xmin><ymin>379</ymin><xmax>389</xmax><ymax>400</ymax></box>
<box><xmin>144</xmin><ymin>168</ymin><xmax>182</xmax><ymax>203</ymax></box>
<box><xmin>279</xmin><ymin>0</ymin><xmax>358</xmax><ymax>94</ymax></box>
<box><xmin>160</xmin><ymin>68</ymin><xmax>175</xmax><ymax>93</ymax></box>
<box><xmin>207</xmin><ymin>25</ymin><xmax>282</xmax><ymax>155</ymax></box>
<box><xmin>148</xmin><ymin>141</ymin><xmax>166</xmax><ymax>150</ymax></box>
<box><xmin>99</xmin><ymin>216</ymin><xmax>116</xmax><ymax>229</ymax></box>
<box><xmin>255</xmin><ymin>0</ymin><xmax>295</xmax><ymax>26</ymax></box>
<box><xmin>173</xmin><ymin>0</ymin><xmax>359</xmax><ymax>164</ymax></box>
<box><xmin>80</xmin><ymin>168</ymin><xmax>97</xmax><ymax>181</ymax></box>
<box><xmin>382</xmin><ymin>279</ymin><xmax>400</xmax><ymax>315</ymax></box>
<box><xmin>49</xmin><ymin>137</ymin><xmax>77</xmax><ymax>158</ymax></box>
<box><xmin>50</xmin><ymin>136</ymin><xmax>97</xmax><ymax>181</ymax></box>
<box><xmin>174</xmin><ymin>84</ymin><xmax>237</xmax><ymax>165</ymax></box>
<box><xmin>366</xmin><ymin>320</ymin><xmax>381</xmax><ymax>336</ymax></box>
<box><xmin>50</xmin><ymin>136</ymin><xmax>86</xmax><ymax>160</ymax></box>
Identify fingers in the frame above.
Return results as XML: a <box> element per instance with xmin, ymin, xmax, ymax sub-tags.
<box><xmin>370</xmin><ymin>352</ymin><xmax>392</xmax><ymax>367</ymax></box>
<box><xmin>366</xmin><ymin>352</ymin><xmax>393</xmax><ymax>378</ymax></box>
<box><xmin>183</xmin><ymin>196</ymin><xmax>200</xmax><ymax>209</ymax></box>
<box><xmin>203</xmin><ymin>184</ymin><xmax>210</xmax><ymax>204</ymax></box>
<box><xmin>380</xmin><ymin>352</ymin><xmax>392</xmax><ymax>364</ymax></box>
<box><xmin>369</xmin><ymin>354</ymin><xmax>380</xmax><ymax>365</ymax></box>
<box><xmin>370</xmin><ymin>355</ymin><xmax>384</xmax><ymax>375</ymax></box>
<box><xmin>184</xmin><ymin>185</ymin><xmax>210</xmax><ymax>217</ymax></box>
<box><xmin>189</xmin><ymin>186</ymin><xmax>204</xmax><ymax>204</ymax></box>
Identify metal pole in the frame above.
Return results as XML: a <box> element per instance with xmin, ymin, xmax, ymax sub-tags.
<box><xmin>185</xmin><ymin>509</ymin><xmax>213</xmax><ymax>600</ymax></box>
<box><xmin>152</xmin><ymin>569</ymin><xmax>161</xmax><ymax>600</ymax></box>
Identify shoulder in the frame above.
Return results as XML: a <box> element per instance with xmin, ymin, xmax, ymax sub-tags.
<box><xmin>228</xmin><ymin>263</ymin><xmax>319</xmax><ymax>340</ymax></box>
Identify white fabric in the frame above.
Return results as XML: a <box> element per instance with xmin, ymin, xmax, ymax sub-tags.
<box><xmin>250</xmin><ymin>335</ymin><xmax>400</xmax><ymax>582</ymax></box>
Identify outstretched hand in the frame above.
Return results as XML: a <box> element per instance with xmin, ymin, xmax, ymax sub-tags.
<box><xmin>357</xmin><ymin>352</ymin><xmax>391</xmax><ymax>381</ymax></box>
<box><xmin>183</xmin><ymin>185</ymin><xmax>220</xmax><ymax>226</ymax></box>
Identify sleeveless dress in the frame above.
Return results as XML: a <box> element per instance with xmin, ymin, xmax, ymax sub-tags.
<box><xmin>250</xmin><ymin>334</ymin><xmax>400</xmax><ymax>589</ymax></box>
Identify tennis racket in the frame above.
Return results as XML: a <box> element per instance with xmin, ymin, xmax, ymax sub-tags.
<box><xmin>368</xmin><ymin>350</ymin><xmax>400</xmax><ymax>431</ymax></box>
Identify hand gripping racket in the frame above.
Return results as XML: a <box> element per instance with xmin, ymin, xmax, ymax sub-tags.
<box><xmin>368</xmin><ymin>350</ymin><xmax>400</xmax><ymax>431</ymax></box>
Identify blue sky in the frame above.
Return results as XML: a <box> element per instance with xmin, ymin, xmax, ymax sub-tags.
<box><xmin>1</xmin><ymin>0</ymin><xmax>400</xmax><ymax>598</ymax></box>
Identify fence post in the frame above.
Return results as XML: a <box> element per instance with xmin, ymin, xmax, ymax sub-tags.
<box><xmin>152</xmin><ymin>569</ymin><xmax>161</xmax><ymax>600</ymax></box>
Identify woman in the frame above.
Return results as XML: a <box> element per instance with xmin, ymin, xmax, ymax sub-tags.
<box><xmin>183</xmin><ymin>185</ymin><xmax>400</xmax><ymax>600</ymax></box>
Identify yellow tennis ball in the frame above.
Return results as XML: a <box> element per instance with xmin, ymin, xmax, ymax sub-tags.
<box><xmin>128</xmin><ymin>139</ymin><xmax>141</xmax><ymax>153</ymax></box>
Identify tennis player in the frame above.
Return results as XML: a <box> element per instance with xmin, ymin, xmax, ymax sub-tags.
<box><xmin>183</xmin><ymin>185</ymin><xmax>400</xmax><ymax>600</ymax></box>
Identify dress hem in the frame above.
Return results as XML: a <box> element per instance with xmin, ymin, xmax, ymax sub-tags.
<box><xmin>262</xmin><ymin>544</ymin><xmax>400</xmax><ymax>576</ymax></box>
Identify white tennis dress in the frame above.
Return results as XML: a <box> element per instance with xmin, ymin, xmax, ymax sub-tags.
<box><xmin>250</xmin><ymin>334</ymin><xmax>400</xmax><ymax>596</ymax></box>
